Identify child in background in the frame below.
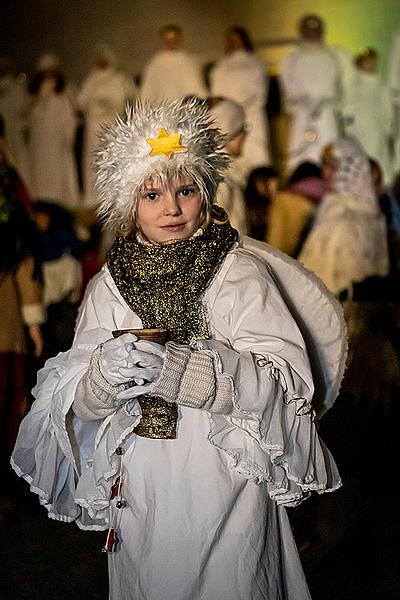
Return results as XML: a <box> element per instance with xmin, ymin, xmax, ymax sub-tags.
<box><xmin>33</xmin><ymin>201</ymin><xmax>82</xmax><ymax>363</ymax></box>
<box><xmin>244</xmin><ymin>166</ymin><xmax>278</xmax><ymax>240</ymax></box>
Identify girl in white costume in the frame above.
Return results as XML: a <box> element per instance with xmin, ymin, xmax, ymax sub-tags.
<box><xmin>12</xmin><ymin>98</ymin><xmax>344</xmax><ymax>600</ymax></box>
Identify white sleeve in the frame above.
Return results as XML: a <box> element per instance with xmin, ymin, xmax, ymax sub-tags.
<box><xmin>204</xmin><ymin>251</ymin><xmax>341</xmax><ymax>506</ymax></box>
<box><xmin>10</xmin><ymin>269</ymin><xmax>141</xmax><ymax>529</ymax></box>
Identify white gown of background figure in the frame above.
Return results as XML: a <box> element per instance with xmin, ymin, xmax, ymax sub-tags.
<box><xmin>209</xmin><ymin>98</ymin><xmax>249</xmax><ymax>235</ymax></box>
<box><xmin>280</xmin><ymin>42</ymin><xmax>342</xmax><ymax>174</ymax></box>
<box><xmin>140</xmin><ymin>49</ymin><xmax>207</xmax><ymax>101</ymax></box>
<box><xmin>210</xmin><ymin>49</ymin><xmax>270</xmax><ymax>171</ymax></box>
<box><xmin>343</xmin><ymin>70</ymin><xmax>393</xmax><ymax>183</ymax></box>
<box><xmin>388</xmin><ymin>28</ymin><xmax>400</xmax><ymax>172</ymax></box>
<box><xmin>78</xmin><ymin>63</ymin><xmax>136</xmax><ymax>206</ymax></box>
<box><xmin>27</xmin><ymin>77</ymin><xmax>80</xmax><ymax>208</ymax></box>
<box><xmin>299</xmin><ymin>138</ymin><xmax>389</xmax><ymax>295</ymax></box>
<box><xmin>0</xmin><ymin>65</ymin><xmax>29</xmax><ymax>179</ymax></box>
<box><xmin>216</xmin><ymin>163</ymin><xmax>249</xmax><ymax>235</ymax></box>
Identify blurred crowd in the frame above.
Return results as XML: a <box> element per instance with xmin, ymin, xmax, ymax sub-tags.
<box><xmin>1</xmin><ymin>13</ymin><xmax>400</xmax><ymax>526</ymax></box>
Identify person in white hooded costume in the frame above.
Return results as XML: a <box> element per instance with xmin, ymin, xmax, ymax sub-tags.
<box><xmin>78</xmin><ymin>45</ymin><xmax>136</xmax><ymax>206</ymax></box>
<box><xmin>140</xmin><ymin>25</ymin><xmax>207</xmax><ymax>102</ymax></box>
<box><xmin>11</xmin><ymin>97</ymin><xmax>345</xmax><ymax>600</ymax></box>
<box><xmin>299</xmin><ymin>137</ymin><xmax>389</xmax><ymax>295</ymax></box>
<box><xmin>210</xmin><ymin>26</ymin><xmax>270</xmax><ymax>173</ymax></box>
<box><xmin>209</xmin><ymin>96</ymin><xmax>249</xmax><ymax>235</ymax></box>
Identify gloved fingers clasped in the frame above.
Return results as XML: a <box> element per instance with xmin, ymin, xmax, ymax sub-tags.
<box><xmin>99</xmin><ymin>334</ymin><xmax>165</xmax><ymax>387</ymax></box>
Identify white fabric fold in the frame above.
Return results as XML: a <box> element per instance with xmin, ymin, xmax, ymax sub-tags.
<box><xmin>197</xmin><ymin>338</ymin><xmax>341</xmax><ymax>506</ymax></box>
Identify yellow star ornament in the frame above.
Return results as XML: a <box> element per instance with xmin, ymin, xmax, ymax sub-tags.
<box><xmin>146</xmin><ymin>128</ymin><xmax>188</xmax><ymax>158</ymax></box>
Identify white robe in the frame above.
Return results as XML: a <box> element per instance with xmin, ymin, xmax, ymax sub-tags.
<box><xmin>210</xmin><ymin>49</ymin><xmax>270</xmax><ymax>171</ymax></box>
<box><xmin>140</xmin><ymin>50</ymin><xmax>207</xmax><ymax>101</ymax></box>
<box><xmin>343</xmin><ymin>71</ymin><xmax>393</xmax><ymax>182</ymax></box>
<box><xmin>78</xmin><ymin>68</ymin><xmax>136</xmax><ymax>206</ymax></box>
<box><xmin>11</xmin><ymin>239</ymin><xmax>342</xmax><ymax>600</ymax></box>
<box><xmin>216</xmin><ymin>176</ymin><xmax>249</xmax><ymax>236</ymax></box>
<box><xmin>0</xmin><ymin>75</ymin><xmax>29</xmax><ymax>179</ymax></box>
<box><xmin>388</xmin><ymin>29</ymin><xmax>400</xmax><ymax>167</ymax></box>
<box><xmin>27</xmin><ymin>89</ymin><xmax>80</xmax><ymax>208</ymax></box>
<box><xmin>280</xmin><ymin>43</ymin><xmax>341</xmax><ymax>173</ymax></box>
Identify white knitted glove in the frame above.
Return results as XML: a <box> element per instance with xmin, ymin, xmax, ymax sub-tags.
<box><xmin>134</xmin><ymin>340</ymin><xmax>235</xmax><ymax>414</ymax></box>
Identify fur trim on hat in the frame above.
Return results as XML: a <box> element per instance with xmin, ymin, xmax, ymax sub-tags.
<box><xmin>95</xmin><ymin>97</ymin><xmax>230</xmax><ymax>231</ymax></box>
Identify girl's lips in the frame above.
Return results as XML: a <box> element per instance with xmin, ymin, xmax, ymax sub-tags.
<box><xmin>161</xmin><ymin>223</ymin><xmax>186</xmax><ymax>230</ymax></box>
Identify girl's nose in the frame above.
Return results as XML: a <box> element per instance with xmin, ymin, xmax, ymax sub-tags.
<box><xmin>163</xmin><ymin>192</ymin><xmax>182</xmax><ymax>216</ymax></box>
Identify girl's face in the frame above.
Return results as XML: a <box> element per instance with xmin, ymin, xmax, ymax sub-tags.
<box><xmin>136</xmin><ymin>176</ymin><xmax>204</xmax><ymax>244</ymax></box>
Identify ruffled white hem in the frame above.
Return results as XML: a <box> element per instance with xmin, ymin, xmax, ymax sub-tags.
<box><xmin>208</xmin><ymin>384</ymin><xmax>341</xmax><ymax>507</ymax></box>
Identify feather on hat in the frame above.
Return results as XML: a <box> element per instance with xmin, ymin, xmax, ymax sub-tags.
<box><xmin>95</xmin><ymin>97</ymin><xmax>230</xmax><ymax>231</ymax></box>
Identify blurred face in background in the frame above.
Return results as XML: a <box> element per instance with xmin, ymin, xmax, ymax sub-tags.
<box><xmin>300</xmin><ymin>16</ymin><xmax>324</xmax><ymax>42</ymax></box>
<box><xmin>357</xmin><ymin>55</ymin><xmax>377</xmax><ymax>74</ymax></box>
<box><xmin>161</xmin><ymin>28</ymin><xmax>182</xmax><ymax>51</ymax></box>
<box><xmin>226</xmin><ymin>31</ymin><xmax>244</xmax><ymax>53</ymax></box>
<box><xmin>225</xmin><ymin>126</ymin><xmax>247</xmax><ymax>157</ymax></box>
<box><xmin>255</xmin><ymin>176</ymin><xmax>278</xmax><ymax>199</ymax></box>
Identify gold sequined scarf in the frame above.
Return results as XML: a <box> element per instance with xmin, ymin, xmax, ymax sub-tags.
<box><xmin>107</xmin><ymin>219</ymin><xmax>238</xmax><ymax>343</ymax></box>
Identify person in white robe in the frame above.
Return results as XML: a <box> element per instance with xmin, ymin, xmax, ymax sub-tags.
<box><xmin>343</xmin><ymin>49</ymin><xmax>393</xmax><ymax>183</ymax></box>
<box><xmin>299</xmin><ymin>137</ymin><xmax>389</xmax><ymax>295</ymax></box>
<box><xmin>26</xmin><ymin>53</ymin><xmax>80</xmax><ymax>209</ymax></box>
<box><xmin>0</xmin><ymin>56</ymin><xmax>29</xmax><ymax>179</ymax></box>
<box><xmin>209</xmin><ymin>96</ymin><xmax>249</xmax><ymax>235</ymax></box>
<box><xmin>11</xmin><ymin>98</ymin><xmax>344</xmax><ymax>600</ymax></box>
<box><xmin>140</xmin><ymin>25</ymin><xmax>207</xmax><ymax>101</ymax></box>
<box><xmin>280</xmin><ymin>15</ymin><xmax>342</xmax><ymax>174</ymax></box>
<box><xmin>210</xmin><ymin>26</ymin><xmax>270</xmax><ymax>173</ymax></box>
<box><xmin>388</xmin><ymin>28</ymin><xmax>400</xmax><ymax>173</ymax></box>
<box><xmin>78</xmin><ymin>46</ymin><xmax>136</xmax><ymax>206</ymax></box>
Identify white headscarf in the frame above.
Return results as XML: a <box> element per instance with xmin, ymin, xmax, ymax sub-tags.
<box><xmin>208</xmin><ymin>97</ymin><xmax>246</xmax><ymax>140</ymax></box>
<box><xmin>329</xmin><ymin>137</ymin><xmax>378</xmax><ymax>215</ymax></box>
<box><xmin>299</xmin><ymin>137</ymin><xmax>389</xmax><ymax>294</ymax></box>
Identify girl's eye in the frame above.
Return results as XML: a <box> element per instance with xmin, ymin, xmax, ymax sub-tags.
<box><xmin>179</xmin><ymin>187</ymin><xmax>195</xmax><ymax>197</ymax></box>
<box><xmin>144</xmin><ymin>192</ymin><xmax>158</xmax><ymax>201</ymax></box>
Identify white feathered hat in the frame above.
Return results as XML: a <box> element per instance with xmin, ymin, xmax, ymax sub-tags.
<box><xmin>95</xmin><ymin>97</ymin><xmax>229</xmax><ymax>231</ymax></box>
